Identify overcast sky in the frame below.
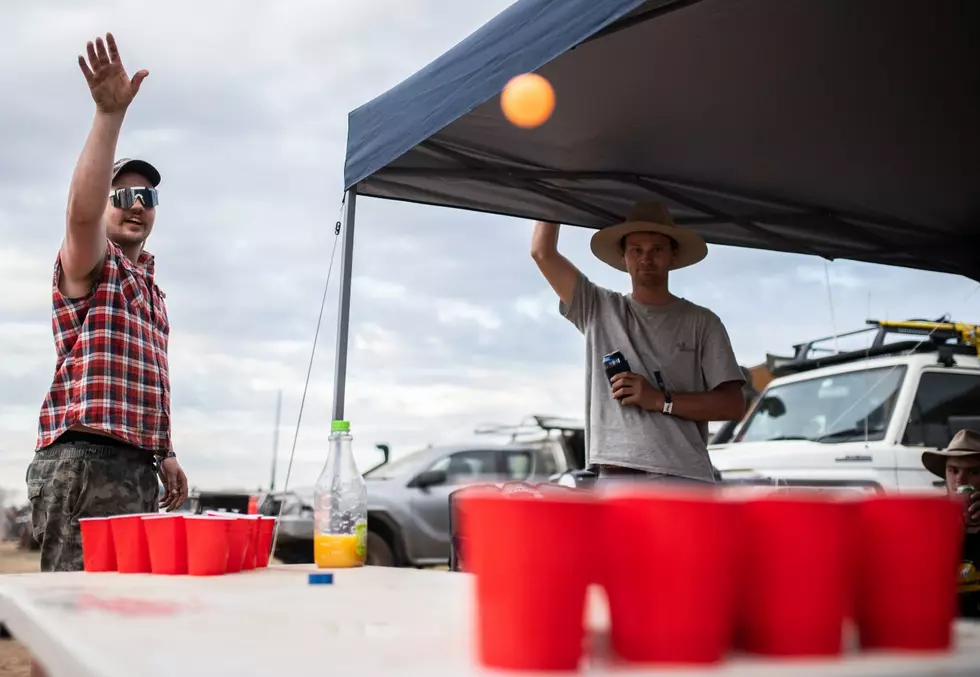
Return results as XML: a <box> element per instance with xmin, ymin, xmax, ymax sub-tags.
<box><xmin>1</xmin><ymin>0</ymin><xmax>977</xmax><ymax>504</ymax></box>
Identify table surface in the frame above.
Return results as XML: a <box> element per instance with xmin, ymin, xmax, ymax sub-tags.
<box><xmin>2</xmin><ymin>565</ymin><xmax>980</xmax><ymax>677</ymax></box>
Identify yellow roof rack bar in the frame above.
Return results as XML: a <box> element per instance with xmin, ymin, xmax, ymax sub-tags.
<box><xmin>867</xmin><ymin>319</ymin><xmax>979</xmax><ymax>355</ymax></box>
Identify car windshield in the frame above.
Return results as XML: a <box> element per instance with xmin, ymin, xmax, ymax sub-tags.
<box><xmin>735</xmin><ymin>366</ymin><xmax>907</xmax><ymax>444</ymax></box>
<box><xmin>362</xmin><ymin>448</ymin><xmax>431</xmax><ymax>479</ymax></box>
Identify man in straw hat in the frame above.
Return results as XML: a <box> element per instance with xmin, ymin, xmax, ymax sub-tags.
<box><xmin>530</xmin><ymin>202</ymin><xmax>746</xmax><ymax>484</ymax></box>
<box><xmin>922</xmin><ymin>429</ymin><xmax>980</xmax><ymax>617</ymax></box>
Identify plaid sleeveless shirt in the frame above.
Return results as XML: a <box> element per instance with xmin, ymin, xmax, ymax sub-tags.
<box><xmin>36</xmin><ymin>239</ymin><xmax>172</xmax><ymax>454</ymax></box>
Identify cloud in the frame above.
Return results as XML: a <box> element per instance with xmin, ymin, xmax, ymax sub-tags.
<box><xmin>436</xmin><ymin>300</ymin><xmax>502</xmax><ymax>331</ymax></box>
<box><xmin>795</xmin><ymin>263</ymin><xmax>868</xmax><ymax>289</ymax></box>
<box><xmin>514</xmin><ymin>289</ymin><xmax>557</xmax><ymax>323</ymax></box>
<box><xmin>355</xmin><ymin>277</ymin><xmax>408</xmax><ymax>301</ymax></box>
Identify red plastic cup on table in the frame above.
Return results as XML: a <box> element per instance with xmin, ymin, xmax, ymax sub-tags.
<box><xmin>204</xmin><ymin>511</ymin><xmax>250</xmax><ymax>573</ymax></box>
<box><xmin>108</xmin><ymin>513</ymin><xmax>154</xmax><ymax>573</ymax></box>
<box><xmin>184</xmin><ymin>515</ymin><xmax>231</xmax><ymax>576</ymax></box>
<box><xmin>240</xmin><ymin>515</ymin><xmax>261</xmax><ymax>570</ymax></box>
<box><xmin>736</xmin><ymin>492</ymin><xmax>849</xmax><ymax>657</ymax></box>
<box><xmin>457</xmin><ymin>486</ymin><xmax>598</xmax><ymax>672</ymax></box>
<box><xmin>78</xmin><ymin>517</ymin><xmax>116</xmax><ymax>572</ymax></box>
<box><xmin>209</xmin><ymin>512</ymin><xmax>260</xmax><ymax>570</ymax></box>
<box><xmin>855</xmin><ymin>494</ymin><xmax>962</xmax><ymax>652</ymax></box>
<box><xmin>142</xmin><ymin>514</ymin><xmax>188</xmax><ymax>575</ymax></box>
<box><xmin>256</xmin><ymin>516</ymin><xmax>276</xmax><ymax>567</ymax></box>
<box><xmin>224</xmin><ymin>517</ymin><xmax>252</xmax><ymax>573</ymax></box>
<box><xmin>602</xmin><ymin>484</ymin><xmax>737</xmax><ymax>664</ymax></box>
<box><xmin>836</xmin><ymin>492</ymin><xmax>866</xmax><ymax>625</ymax></box>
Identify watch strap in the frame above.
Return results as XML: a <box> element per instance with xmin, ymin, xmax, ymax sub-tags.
<box><xmin>654</xmin><ymin>370</ymin><xmax>672</xmax><ymax>414</ymax></box>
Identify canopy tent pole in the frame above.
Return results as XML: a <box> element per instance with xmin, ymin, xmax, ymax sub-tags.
<box><xmin>331</xmin><ymin>186</ymin><xmax>358</xmax><ymax>422</ymax></box>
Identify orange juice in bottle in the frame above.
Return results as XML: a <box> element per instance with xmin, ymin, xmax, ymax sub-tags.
<box><xmin>313</xmin><ymin>420</ymin><xmax>368</xmax><ymax>568</ymax></box>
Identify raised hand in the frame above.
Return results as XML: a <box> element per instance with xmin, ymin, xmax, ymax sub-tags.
<box><xmin>77</xmin><ymin>33</ymin><xmax>148</xmax><ymax>114</ymax></box>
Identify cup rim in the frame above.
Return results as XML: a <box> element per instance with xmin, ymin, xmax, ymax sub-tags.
<box><xmin>457</xmin><ymin>485</ymin><xmax>596</xmax><ymax>506</ymax></box>
<box><xmin>600</xmin><ymin>485</ymin><xmax>721</xmax><ymax>503</ymax></box>
<box><xmin>105</xmin><ymin>512</ymin><xmax>161</xmax><ymax>519</ymax></box>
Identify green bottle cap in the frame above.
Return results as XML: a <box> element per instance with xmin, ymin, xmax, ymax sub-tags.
<box><xmin>331</xmin><ymin>420</ymin><xmax>350</xmax><ymax>433</ymax></box>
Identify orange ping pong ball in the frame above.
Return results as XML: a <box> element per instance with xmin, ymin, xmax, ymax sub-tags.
<box><xmin>501</xmin><ymin>73</ymin><xmax>555</xmax><ymax>129</ymax></box>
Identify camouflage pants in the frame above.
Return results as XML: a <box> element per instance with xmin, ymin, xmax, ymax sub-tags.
<box><xmin>26</xmin><ymin>440</ymin><xmax>159</xmax><ymax>572</ymax></box>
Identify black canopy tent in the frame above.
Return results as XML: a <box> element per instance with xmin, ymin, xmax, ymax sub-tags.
<box><xmin>332</xmin><ymin>0</ymin><xmax>980</xmax><ymax>419</ymax></box>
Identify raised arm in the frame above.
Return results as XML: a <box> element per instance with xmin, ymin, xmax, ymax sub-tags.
<box><xmin>60</xmin><ymin>33</ymin><xmax>148</xmax><ymax>297</ymax></box>
<box><xmin>530</xmin><ymin>221</ymin><xmax>582</xmax><ymax>307</ymax></box>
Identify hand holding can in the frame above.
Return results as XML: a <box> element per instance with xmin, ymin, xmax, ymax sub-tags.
<box><xmin>956</xmin><ymin>485</ymin><xmax>980</xmax><ymax>533</ymax></box>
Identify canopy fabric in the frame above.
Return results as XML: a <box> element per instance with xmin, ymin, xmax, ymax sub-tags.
<box><xmin>344</xmin><ymin>0</ymin><xmax>980</xmax><ymax>280</ymax></box>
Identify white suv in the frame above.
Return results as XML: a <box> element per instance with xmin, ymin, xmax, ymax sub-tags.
<box><xmin>710</xmin><ymin>321</ymin><xmax>980</xmax><ymax>493</ymax></box>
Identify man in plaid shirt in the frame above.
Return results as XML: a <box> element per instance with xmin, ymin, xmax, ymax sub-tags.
<box><xmin>26</xmin><ymin>33</ymin><xmax>189</xmax><ymax>574</ymax></box>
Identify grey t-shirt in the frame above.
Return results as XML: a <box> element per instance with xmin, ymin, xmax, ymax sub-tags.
<box><xmin>560</xmin><ymin>272</ymin><xmax>744</xmax><ymax>481</ymax></box>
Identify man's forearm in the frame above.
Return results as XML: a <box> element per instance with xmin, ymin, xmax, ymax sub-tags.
<box><xmin>530</xmin><ymin>221</ymin><xmax>580</xmax><ymax>308</ymax></box>
<box><xmin>644</xmin><ymin>385</ymin><xmax>746</xmax><ymax>422</ymax></box>
<box><xmin>530</xmin><ymin>221</ymin><xmax>560</xmax><ymax>260</ymax></box>
<box><xmin>66</xmin><ymin>111</ymin><xmax>125</xmax><ymax>231</ymax></box>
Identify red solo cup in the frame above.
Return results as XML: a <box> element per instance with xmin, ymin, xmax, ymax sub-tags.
<box><xmin>184</xmin><ymin>516</ymin><xmax>230</xmax><ymax>576</ymax></box>
<box><xmin>855</xmin><ymin>494</ymin><xmax>962</xmax><ymax>652</ymax></box>
<box><xmin>837</xmin><ymin>493</ymin><xmax>865</xmax><ymax>624</ymax></box>
<box><xmin>602</xmin><ymin>485</ymin><xmax>737</xmax><ymax>664</ymax></box>
<box><xmin>109</xmin><ymin>513</ymin><xmax>153</xmax><ymax>573</ymax></box>
<box><xmin>225</xmin><ymin>518</ymin><xmax>252</xmax><ymax>573</ymax></box>
<box><xmin>78</xmin><ymin>517</ymin><xmax>116</xmax><ymax>572</ymax></box>
<box><xmin>203</xmin><ymin>511</ymin><xmax>256</xmax><ymax>571</ymax></box>
<box><xmin>737</xmin><ymin>493</ymin><xmax>849</xmax><ymax>657</ymax></box>
<box><xmin>241</xmin><ymin>516</ymin><xmax>261</xmax><ymax>570</ymax></box>
<box><xmin>143</xmin><ymin>514</ymin><xmax>187</xmax><ymax>575</ymax></box>
<box><xmin>458</xmin><ymin>487</ymin><xmax>598</xmax><ymax>671</ymax></box>
<box><xmin>256</xmin><ymin>517</ymin><xmax>276</xmax><ymax>567</ymax></box>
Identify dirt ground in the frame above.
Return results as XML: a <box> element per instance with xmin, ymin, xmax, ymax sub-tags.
<box><xmin>0</xmin><ymin>541</ymin><xmax>39</xmax><ymax>677</ymax></box>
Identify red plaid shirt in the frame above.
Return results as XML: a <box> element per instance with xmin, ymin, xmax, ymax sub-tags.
<box><xmin>36</xmin><ymin>240</ymin><xmax>172</xmax><ymax>454</ymax></box>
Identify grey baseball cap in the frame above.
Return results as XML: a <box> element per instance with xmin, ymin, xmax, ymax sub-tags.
<box><xmin>112</xmin><ymin>158</ymin><xmax>161</xmax><ymax>187</ymax></box>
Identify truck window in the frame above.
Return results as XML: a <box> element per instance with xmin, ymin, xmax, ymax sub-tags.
<box><xmin>735</xmin><ymin>366</ymin><xmax>906</xmax><ymax>444</ymax></box>
<box><xmin>429</xmin><ymin>450</ymin><xmax>499</xmax><ymax>484</ymax></box>
<box><xmin>503</xmin><ymin>450</ymin><xmax>534</xmax><ymax>480</ymax></box>
<box><xmin>902</xmin><ymin>372</ymin><xmax>980</xmax><ymax>448</ymax></box>
<box><xmin>534</xmin><ymin>447</ymin><xmax>559</xmax><ymax>476</ymax></box>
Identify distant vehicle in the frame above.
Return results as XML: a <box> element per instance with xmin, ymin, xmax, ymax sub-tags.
<box><xmin>261</xmin><ymin>416</ymin><xmax>585</xmax><ymax>566</ymax></box>
<box><xmin>710</xmin><ymin>317</ymin><xmax>980</xmax><ymax>493</ymax></box>
<box><xmin>188</xmin><ymin>489</ymin><xmax>255</xmax><ymax>514</ymax></box>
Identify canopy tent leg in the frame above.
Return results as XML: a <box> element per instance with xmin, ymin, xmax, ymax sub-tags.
<box><xmin>331</xmin><ymin>186</ymin><xmax>358</xmax><ymax>422</ymax></box>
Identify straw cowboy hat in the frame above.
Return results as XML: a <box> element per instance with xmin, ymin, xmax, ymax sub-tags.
<box><xmin>922</xmin><ymin>429</ymin><xmax>980</xmax><ymax>479</ymax></box>
<box><xmin>590</xmin><ymin>201</ymin><xmax>708</xmax><ymax>272</ymax></box>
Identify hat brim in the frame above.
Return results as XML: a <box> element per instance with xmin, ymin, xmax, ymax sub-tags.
<box><xmin>590</xmin><ymin>220</ymin><xmax>708</xmax><ymax>272</ymax></box>
<box><xmin>921</xmin><ymin>449</ymin><xmax>980</xmax><ymax>479</ymax></box>
<box><xmin>113</xmin><ymin>159</ymin><xmax>161</xmax><ymax>188</ymax></box>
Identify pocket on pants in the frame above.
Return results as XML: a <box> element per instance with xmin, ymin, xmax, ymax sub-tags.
<box><xmin>26</xmin><ymin>479</ymin><xmax>44</xmax><ymax>543</ymax></box>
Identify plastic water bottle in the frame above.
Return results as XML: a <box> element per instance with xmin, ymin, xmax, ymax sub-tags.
<box><xmin>313</xmin><ymin>420</ymin><xmax>368</xmax><ymax>568</ymax></box>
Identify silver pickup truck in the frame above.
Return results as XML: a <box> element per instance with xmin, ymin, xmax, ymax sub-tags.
<box><xmin>261</xmin><ymin>416</ymin><xmax>585</xmax><ymax>566</ymax></box>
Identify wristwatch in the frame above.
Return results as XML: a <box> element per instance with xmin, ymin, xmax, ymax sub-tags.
<box><xmin>653</xmin><ymin>369</ymin><xmax>673</xmax><ymax>415</ymax></box>
<box><xmin>155</xmin><ymin>450</ymin><xmax>177</xmax><ymax>463</ymax></box>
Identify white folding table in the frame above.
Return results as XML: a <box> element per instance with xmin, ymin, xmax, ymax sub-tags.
<box><xmin>2</xmin><ymin>565</ymin><xmax>979</xmax><ymax>677</ymax></box>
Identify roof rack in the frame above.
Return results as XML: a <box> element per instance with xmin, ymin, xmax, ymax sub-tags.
<box><xmin>770</xmin><ymin>316</ymin><xmax>979</xmax><ymax>377</ymax></box>
<box><xmin>473</xmin><ymin>415</ymin><xmax>584</xmax><ymax>442</ymax></box>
